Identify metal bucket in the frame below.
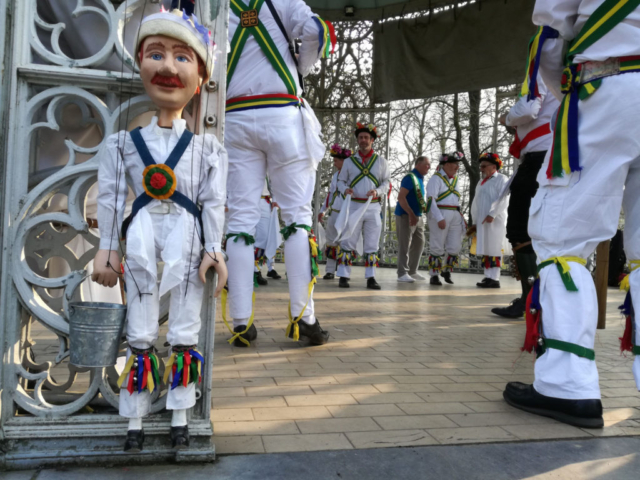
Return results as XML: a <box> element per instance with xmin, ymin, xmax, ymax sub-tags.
<box><xmin>68</xmin><ymin>301</ymin><xmax>127</xmax><ymax>367</ymax></box>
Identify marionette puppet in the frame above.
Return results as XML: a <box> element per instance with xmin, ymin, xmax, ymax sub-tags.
<box><xmin>91</xmin><ymin>8</ymin><xmax>228</xmax><ymax>452</ymax></box>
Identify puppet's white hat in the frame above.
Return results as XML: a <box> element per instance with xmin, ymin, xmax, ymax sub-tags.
<box><xmin>136</xmin><ymin>9</ymin><xmax>215</xmax><ymax>79</ymax></box>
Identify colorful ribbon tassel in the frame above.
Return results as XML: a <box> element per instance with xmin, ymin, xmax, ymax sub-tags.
<box><xmin>365</xmin><ymin>253</ymin><xmax>380</xmax><ymax>268</ymax></box>
<box><xmin>163</xmin><ymin>348</ymin><xmax>204</xmax><ymax>390</ymax></box>
<box><xmin>338</xmin><ymin>251</ymin><xmax>354</xmax><ymax>266</ymax></box>
<box><xmin>619</xmin><ymin>292</ymin><xmax>635</xmax><ymax>353</ymax></box>
<box><xmin>482</xmin><ymin>256</ymin><xmax>502</xmax><ymax>269</ymax></box>
<box><xmin>444</xmin><ymin>255</ymin><xmax>459</xmax><ymax>272</ymax></box>
<box><xmin>522</xmin><ymin>278</ymin><xmax>542</xmax><ymax>354</ymax></box>
<box><xmin>428</xmin><ymin>255</ymin><xmax>442</xmax><ymax>272</ymax></box>
<box><xmin>519</xmin><ymin>26</ymin><xmax>559</xmax><ymax>101</ymax></box>
<box><xmin>117</xmin><ymin>351</ymin><xmax>161</xmax><ymax>395</ymax></box>
<box><xmin>325</xmin><ymin>245</ymin><xmax>340</xmax><ymax>260</ymax></box>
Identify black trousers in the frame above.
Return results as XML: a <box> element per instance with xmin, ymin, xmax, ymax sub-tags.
<box><xmin>506</xmin><ymin>151</ymin><xmax>546</xmax><ymax>251</ymax></box>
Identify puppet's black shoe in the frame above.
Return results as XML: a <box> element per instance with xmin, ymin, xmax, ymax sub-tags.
<box><xmin>289</xmin><ymin>318</ymin><xmax>330</xmax><ymax>345</ymax></box>
<box><xmin>503</xmin><ymin>382</ymin><xmax>603</xmax><ymax>429</ymax></box>
<box><xmin>441</xmin><ymin>272</ymin><xmax>454</xmax><ymax>284</ymax></box>
<box><xmin>124</xmin><ymin>429</ymin><xmax>144</xmax><ymax>453</ymax></box>
<box><xmin>492</xmin><ymin>298</ymin><xmax>525</xmax><ymax>318</ymax></box>
<box><xmin>255</xmin><ymin>272</ymin><xmax>268</xmax><ymax>286</ymax></box>
<box><xmin>232</xmin><ymin>324</ymin><xmax>257</xmax><ymax>347</ymax></box>
<box><xmin>323</xmin><ymin>272</ymin><xmax>335</xmax><ymax>280</ymax></box>
<box><xmin>171</xmin><ymin>425</ymin><xmax>190</xmax><ymax>450</ymax></box>
<box><xmin>430</xmin><ymin>276</ymin><xmax>442</xmax><ymax>286</ymax></box>
<box><xmin>367</xmin><ymin>277</ymin><xmax>381</xmax><ymax>290</ymax></box>
<box><xmin>267</xmin><ymin>269</ymin><xmax>281</xmax><ymax>279</ymax></box>
<box><xmin>339</xmin><ymin>277</ymin><xmax>350</xmax><ymax>288</ymax></box>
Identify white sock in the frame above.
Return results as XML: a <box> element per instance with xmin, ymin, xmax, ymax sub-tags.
<box><xmin>128</xmin><ymin>417</ymin><xmax>143</xmax><ymax>431</ymax></box>
<box><xmin>233</xmin><ymin>318</ymin><xmax>249</xmax><ymax>329</ymax></box>
<box><xmin>171</xmin><ymin>409</ymin><xmax>188</xmax><ymax>427</ymax></box>
<box><xmin>302</xmin><ymin>316</ymin><xmax>317</xmax><ymax>326</ymax></box>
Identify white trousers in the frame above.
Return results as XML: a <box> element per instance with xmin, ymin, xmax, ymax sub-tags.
<box><xmin>225</xmin><ymin>107</ymin><xmax>316</xmax><ymax>324</ymax></box>
<box><xmin>529</xmin><ymin>72</ymin><xmax>640</xmax><ymax>399</ymax></box>
<box><xmin>325</xmin><ymin>211</ymin><xmax>339</xmax><ymax>274</ymax></box>
<box><xmin>428</xmin><ymin>209</ymin><xmax>464</xmax><ymax>276</ymax></box>
<box><xmin>120</xmin><ymin>211</ymin><xmax>202</xmax><ymax>417</ymax></box>
<box><xmin>484</xmin><ymin>267</ymin><xmax>501</xmax><ymax>281</ymax></box>
<box><xmin>337</xmin><ymin>203</ymin><xmax>382</xmax><ymax>279</ymax></box>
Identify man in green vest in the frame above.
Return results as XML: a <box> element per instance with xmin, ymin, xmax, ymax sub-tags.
<box><xmin>395</xmin><ymin>156</ymin><xmax>431</xmax><ymax>283</ymax></box>
<box><xmin>504</xmin><ymin>0</ymin><xmax>640</xmax><ymax>429</ymax></box>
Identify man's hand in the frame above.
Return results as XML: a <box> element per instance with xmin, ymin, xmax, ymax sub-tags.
<box><xmin>318</xmin><ymin>212</ymin><xmax>324</xmax><ymax>222</ymax></box>
<box><xmin>91</xmin><ymin>249</ymin><xmax>121</xmax><ymax>288</ymax></box>
<box><xmin>272</xmin><ymin>201</ymin><xmax>279</xmax><ymax>209</ymax></box>
<box><xmin>199</xmin><ymin>251</ymin><xmax>228</xmax><ymax>298</ymax></box>
<box><xmin>366</xmin><ymin>189</ymin><xmax>378</xmax><ymax>198</ymax></box>
<box><xmin>345</xmin><ymin>188</ymin><xmax>354</xmax><ymax>196</ymax></box>
<box><xmin>409</xmin><ymin>213</ymin><xmax>418</xmax><ymax>227</ymax></box>
<box><xmin>466</xmin><ymin>225</ymin><xmax>477</xmax><ymax>237</ymax></box>
<box><xmin>437</xmin><ymin>219</ymin><xmax>446</xmax><ymax>230</ymax></box>
<box><xmin>483</xmin><ymin>215</ymin><xmax>494</xmax><ymax>224</ymax></box>
<box><xmin>499</xmin><ymin>113</ymin><xmax>507</xmax><ymax>126</ymax></box>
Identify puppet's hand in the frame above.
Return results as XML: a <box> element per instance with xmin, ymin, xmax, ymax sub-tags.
<box><xmin>199</xmin><ymin>251</ymin><xmax>228</xmax><ymax>297</ymax></box>
<box><xmin>91</xmin><ymin>249</ymin><xmax>121</xmax><ymax>288</ymax></box>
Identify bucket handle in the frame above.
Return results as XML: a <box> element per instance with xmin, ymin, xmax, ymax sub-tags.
<box><xmin>64</xmin><ymin>273</ymin><xmax>91</xmax><ymax>319</ymax></box>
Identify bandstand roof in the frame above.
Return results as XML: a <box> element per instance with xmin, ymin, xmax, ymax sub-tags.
<box><xmin>310</xmin><ymin>0</ymin><xmax>469</xmax><ymax>21</ymax></box>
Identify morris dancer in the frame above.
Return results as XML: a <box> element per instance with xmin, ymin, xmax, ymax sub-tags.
<box><xmin>318</xmin><ymin>144</ymin><xmax>350</xmax><ymax>280</ymax></box>
<box><xmin>425</xmin><ymin>153</ymin><xmax>465</xmax><ymax>286</ymax></box>
<box><xmin>224</xmin><ymin>0</ymin><xmax>334</xmax><ymax>347</ymax></box>
<box><xmin>254</xmin><ymin>179</ymin><xmax>282</xmax><ymax>286</ymax></box>
<box><xmin>336</xmin><ymin>123</ymin><xmax>391</xmax><ymax>290</ymax></box>
<box><xmin>92</xmin><ymin>8</ymin><xmax>227</xmax><ymax>451</ymax></box>
<box><xmin>469</xmin><ymin>153</ymin><xmax>509</xmax><ymax>289</ymax></box>
<box><xmin>504</xmin><ymin>0</ymin><xmax>640</xmax><ymax>429</ymax></box>
<box><xmin>492</xmin><ymin>57</ymin><xmax>559</xmax><ymax>317</ymax></box>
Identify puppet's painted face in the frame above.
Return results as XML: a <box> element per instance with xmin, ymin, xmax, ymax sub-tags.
<box><xmin>139</xmin><ymin>35</ymin><xmax>203</xmax><ymax>113</ymax></box>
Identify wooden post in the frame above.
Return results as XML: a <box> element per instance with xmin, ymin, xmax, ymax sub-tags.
<box><xmin>595</xmin><ymin>240</ymin><xmax>610</xmax><ymax>330</ymax></box>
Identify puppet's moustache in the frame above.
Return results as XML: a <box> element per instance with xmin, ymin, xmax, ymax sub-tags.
<box><xmin>151</xmin><ymin>74</ymin><xmax>185</xmax><ymax>88</ymax></box>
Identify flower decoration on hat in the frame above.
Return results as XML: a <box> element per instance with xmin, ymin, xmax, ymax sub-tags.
<box><xmin>354</xmin><ymin>122</ymin><xmax>378</xmax><ymax>140</ymax></box>
<box><xmin>329</xmin><ymin>144</ymin><xmax>351</xmax><ymax>159</ymax></box>
<box><xmin>479</xmin><ymin>152</ymin><xmax>503</xmax><ymax>170</ymax></box>
<box><xmin>439</xmin><ymin>152</ymin><xmax>464</xmax><ymax>164</ymax></box>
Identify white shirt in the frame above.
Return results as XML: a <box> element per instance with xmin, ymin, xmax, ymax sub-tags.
<box><xmin>337</xmin><ymin>151</ymin><xmax>390</xmax><ymax>200</ymax></box>
<box><xmin>506</xmin><ymin>75</ymin><xmax>560</xmax><ymax>158</ymax></box>
<box><xmin>471</xmin><ymin>172</ymin><xmax>510</xmax><ymax>257</ymax></box>
<box><xmin>425</xmin><ymin>168</ymin><xmax>461</xmax><ymax>223</ymax></box>
<box><xmin>321</xmin><ymin>170</ymin><xmax>344</xmax><ymax>213</ymax></box>
<box><xmin>227</xmin><ymin>0</ymin><xmax>325</xmax><ymax>99</ymax></box>
<box><xmin>97</xmin><ymin>116</ymin><xmax>228</xmax><ymax>253</ymax></box>
<box><xmin>533</xmin><ymin>1</ymin><xmax>640</xmax><ymax>99</ymax></box>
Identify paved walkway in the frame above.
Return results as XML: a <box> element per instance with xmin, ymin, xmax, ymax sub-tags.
<box><xmin>210</xmin><ymin>267</ymin><xmax>640</xmax><ymax>455</ymax></box>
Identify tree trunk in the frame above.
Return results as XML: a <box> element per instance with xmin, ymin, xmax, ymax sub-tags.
<box><xmin>466</xmin><ymin>90</ymin><xmax>482</xmax><ymax>224</ymax></box>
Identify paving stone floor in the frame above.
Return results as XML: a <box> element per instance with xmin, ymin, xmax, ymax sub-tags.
<box><xmin>210</xmin><ymin>266</ymin><xmax>640</xmax><ymax>455</ymax></box>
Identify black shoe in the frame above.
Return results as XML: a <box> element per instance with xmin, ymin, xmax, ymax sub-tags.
<box><xmin>503</xmin><ymin>382</ymin><xmax>603</xmax><ymax>429</ymax></box>
<box><xmin>476</xmin><ymin>277</ymin><xmax>490</xmax><ymax>287</ymax></box>
<box><xmin>441</xmin><ymin>272</ymin><xmax>454</xmax><ymax>284</ymax></box>
<box><xmin>367</xmin><ymin>277</ymin><xmax>381</xmax><ymax>290</ymax></box>
<box><xmin>323</xmin><ymin>272</ymin><xmax>335</xmax><ymax>280</ymax></box>
<box><xmin>478</xmin><ymin>279</ymin><xmax>500</xmax><ymax>288</ymax></box>
<box><xmin>267</xmin><ymin>269</ymin><xmax>281</xmax><ymax>279</ymax></box>
<box><xmin>124</xmin><ymin>429</ymin><xmax>144</xmax><ymax>453</ymax></box>
<box><xmin>232</xmin><ymin>323</ymin><xmax>258</xmax><ymax>347</ymax></box>
<box><xmin>170</xmin><ymin>425</ymin><xmax>190</xmax><ymax>450</ymax></box>
<box><xmin>430</xmin><ymin>276</ymin><xmax>442</xmax><ymax>286</ymax></box>
<box><xmin>339</xmin><ymin>277</ymin><xmax>350</xmax><ymax>288</ymax></box>
<box><xmin>288</xmin><ymin>318</ymin><xmax>330</xmax><ymax>345</ymax></box>
<box><xmin>255</xmin><ymin>271</ymin><xmax>268</xmax><ymax>286</ymax></box>
<box><xmin>492</xmin><ymin>298</ymin><xmax>525</xmax><ymax>318</ymax></box>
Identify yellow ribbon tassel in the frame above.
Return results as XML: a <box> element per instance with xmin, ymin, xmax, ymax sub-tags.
<box><xmin>221</xmin><ymin>289</ymin><xmax>256</xmax><ymax>346</ymax></box>
<box><xmin>541</xmin><ymin>256</ymin><xmax>587</xmax><ymax>274</ymax></box>
<box><xmin>286</xmin><ymin>277</ymin><xmax>316</xmax><ymax>341</ymax></box>
<box><xmin>117</xmin><ymin>354</ymin><xmax>136</xmax><ymax>388</ymax></box>
<box><xmin>621</xmin><ymin>260</ymin><xmax>640</xmax><ymax>291</ymax></box>
<box><xmin>163</xmin><ymin>352</ymin><xmax>177</xmax><ymax>384</ymax></box>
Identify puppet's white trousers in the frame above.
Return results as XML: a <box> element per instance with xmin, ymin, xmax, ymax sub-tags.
<box><xmin>325</xmin><ymin>212</ymin><xmax>339</xmax><ymax>274</ymax></box>
<box><xmin>428</xmin><ymin>209</ymin><xmax>464</xmax><ymax>276</ymax></box>
<box><xmin>337</xmin><ymin>202</ymin><xmax>381</xmax><ymax>279</ymax></box>
<box><xmin>225</xmin><ymin>107</ymin><xmax>316</xmax><ymax>325</ymax></box>
<box><xmin>120</xmin><ymin>210</ymin><xmax>202</xmax><ymax>417</ymax></box>
<box><xmin>529</xmin><ymin>72</ymin><xmax>640</xmax><ymax>399</ymax></box>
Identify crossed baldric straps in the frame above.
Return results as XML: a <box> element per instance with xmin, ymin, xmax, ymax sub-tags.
<box><xmin>426</xmin><ymin>173</ymin><xmax>460</xmax><ymax>213</ymax></box>
<box><xmin>121</xmin><ymin>128</ymin><xmax>203</xmax><ymax>242</ymax></box>
<box><xmin>349</xmin><ymin>154</ymin><xmax>380</xmax><ymax>188</ymax></box>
